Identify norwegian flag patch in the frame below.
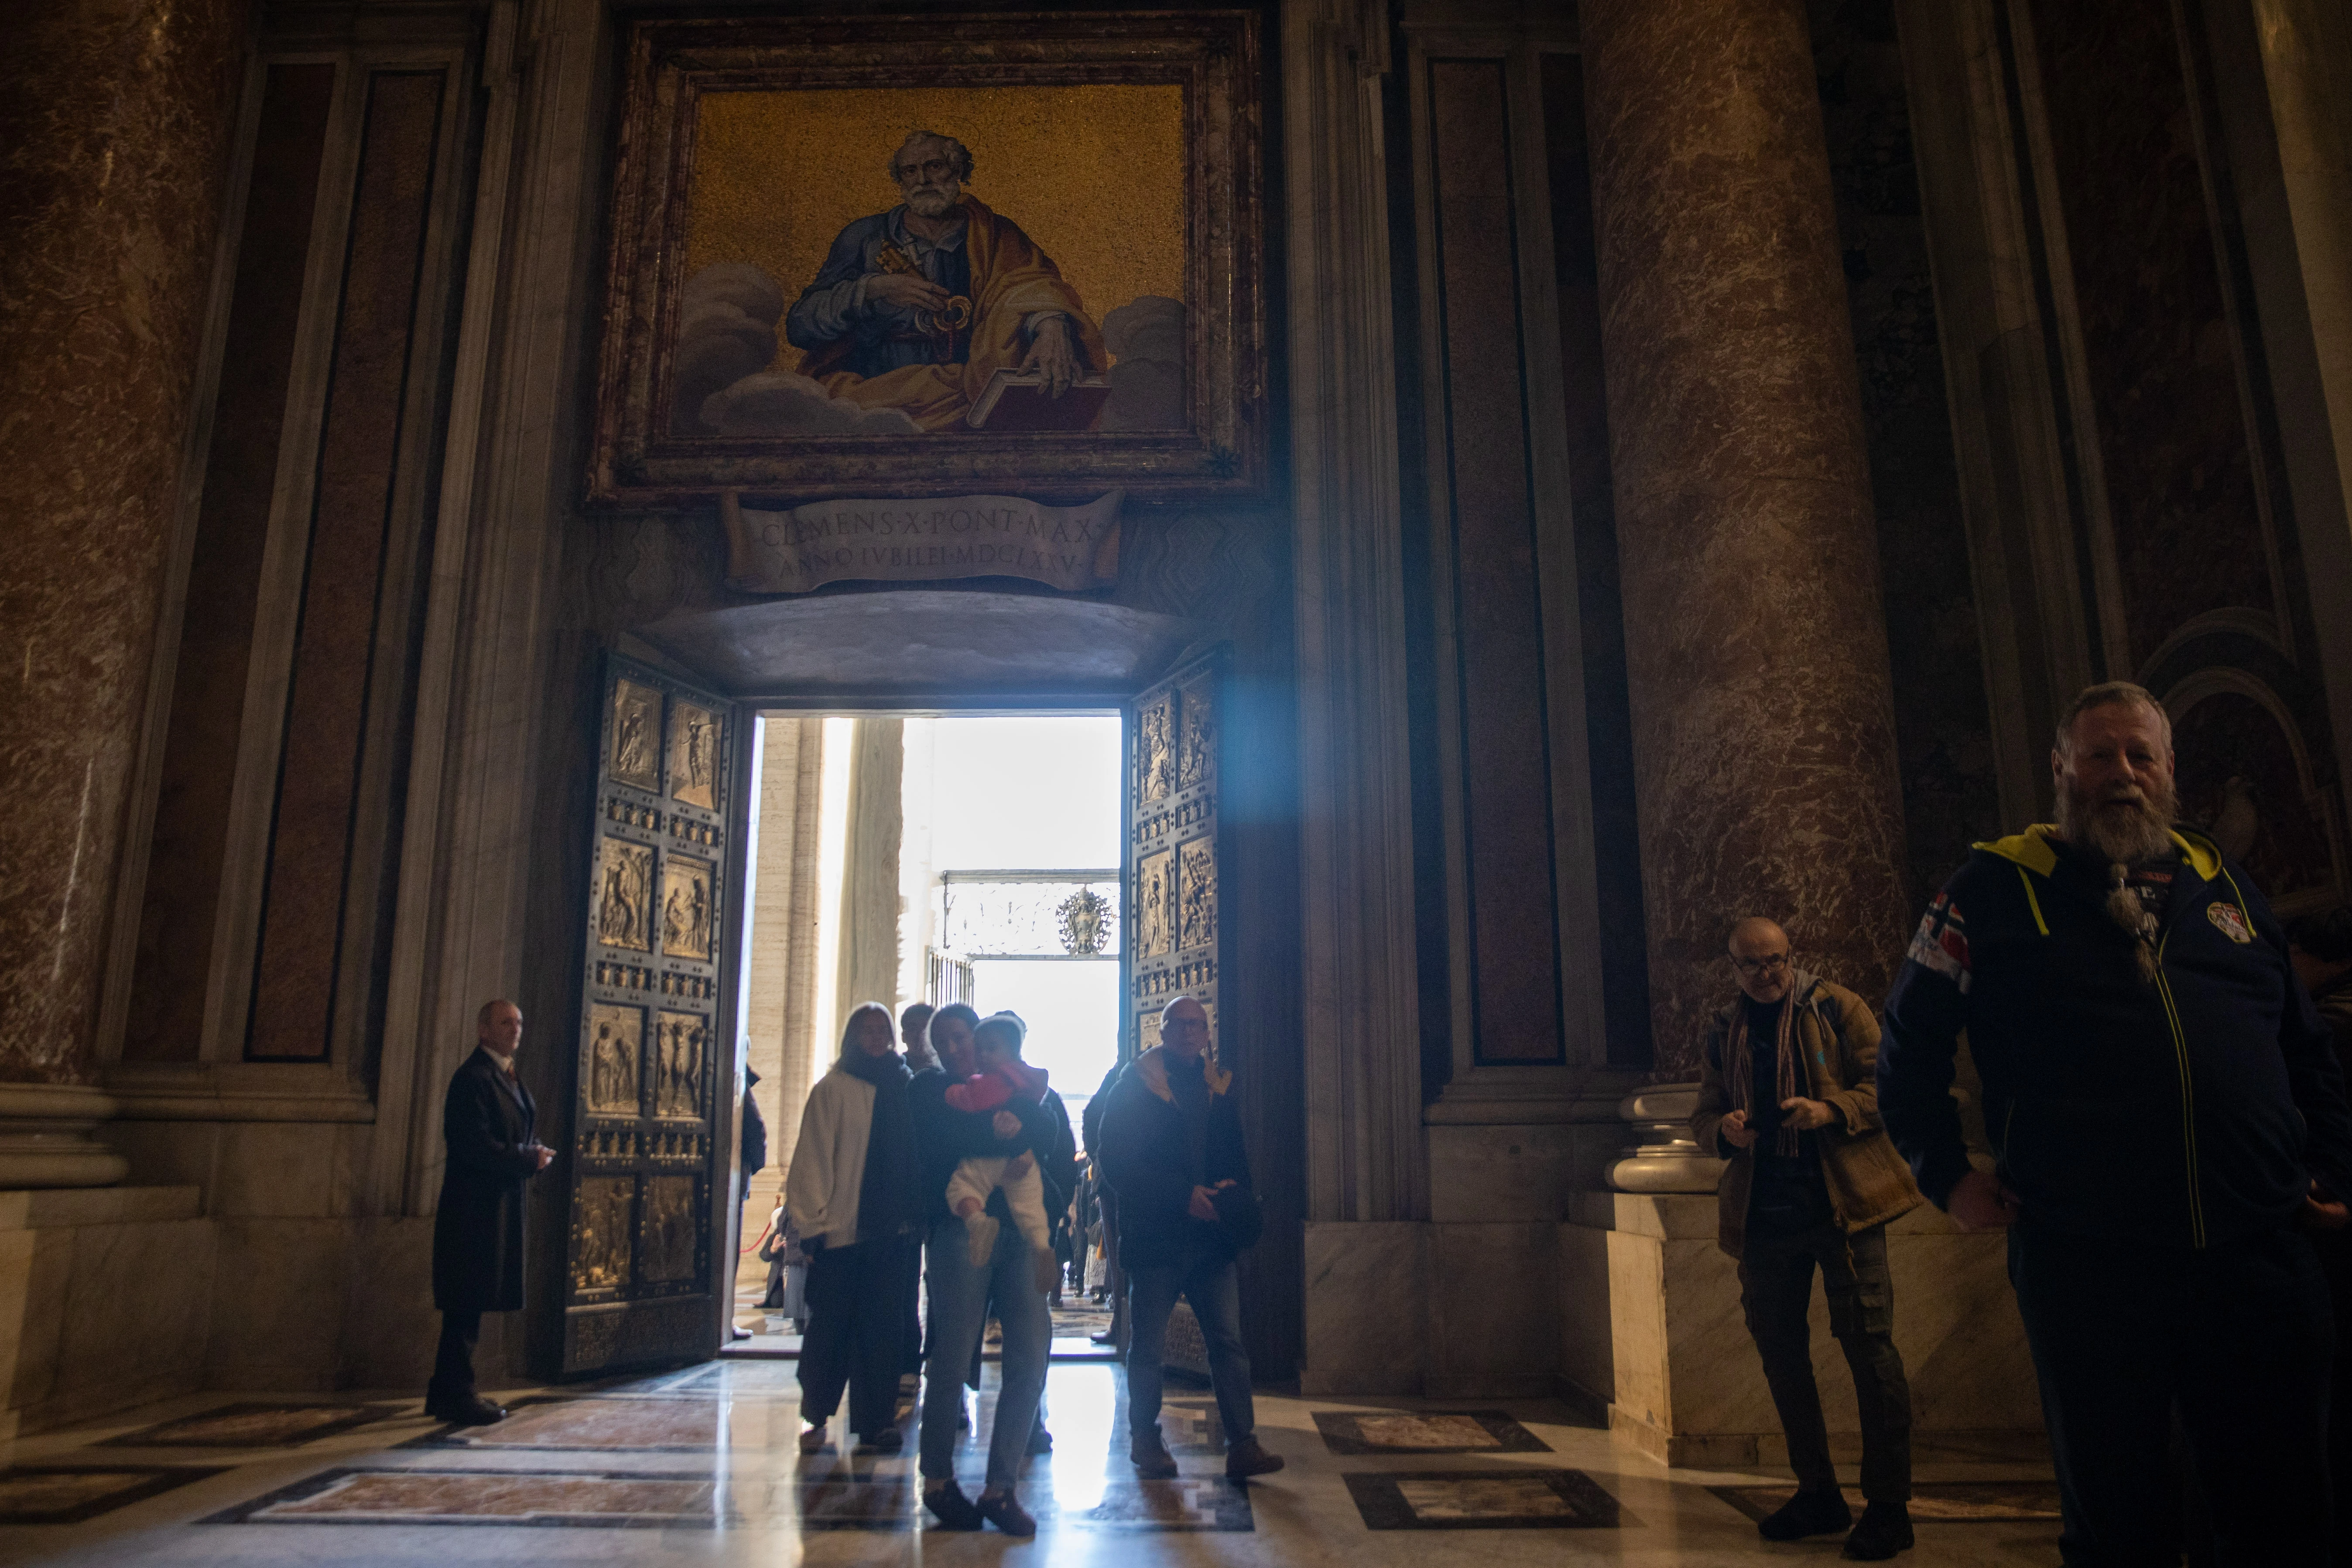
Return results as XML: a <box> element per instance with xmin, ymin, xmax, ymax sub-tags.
<box><xmin>2206</xmin><ymin>902</ymin><xmax>2253</xmax><ymax>944</ymax></box>
<box><xmin>1906</xmin><ymin>894</ymin><xmax>1972</xmax><ymax>993</ymax></box>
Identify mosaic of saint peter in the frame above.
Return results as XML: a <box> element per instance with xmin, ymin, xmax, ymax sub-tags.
<box><xmin>784</xmin><ymin>129</ymin><xmax>1107</xmax><ymax>430</ymax></box>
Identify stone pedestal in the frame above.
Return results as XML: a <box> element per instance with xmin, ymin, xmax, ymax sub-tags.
<box><xmin>1606</xmin><ymin>1083</ymin><xmax>1725</xmax><ymax>1194</ymax></box>
<box><xmin>1564</xmin><ymin>1192</ymin><xmax>2040</xmax><ymax>1466</ymax></box>
<box><xmin>0</xmin><ymin>0</ymin><xmax>248</xmax><ymax>1084</ymax></box>
<box><xmin>1580</xmin><ymin>0</ymin><xmax>1913</xmax><ymax>1070</ymax></box>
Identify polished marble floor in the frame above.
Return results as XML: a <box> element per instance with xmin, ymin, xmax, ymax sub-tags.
<box><xmin>0</xmin><ymin>1357</ymin><xmax>2067</xmax><ymax>1565</ymax></box>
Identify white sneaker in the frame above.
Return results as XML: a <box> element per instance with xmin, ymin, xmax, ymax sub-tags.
<box><xmin>964</xmin><ymin>1212</ymin><xmax>1000</xmax><ymax>1268</ymax></box>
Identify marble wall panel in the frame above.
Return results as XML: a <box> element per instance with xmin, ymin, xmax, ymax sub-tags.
<box><xmin>10</xmin><ymin>1216</ymin><xmax>215</xmax><ymax>1435</ymax></box>
<box><xmin>1301</xmin><ymin>1221</ymin><xmax>1430</xmax><ymax>1394</ymax></box>
<box><xmin>103</xmin><ymin>1122</ymin><xmax>225</xmax><ymax>1195</ymax></box>
<box><xmin>206</xmin><ymin>1218</ymin><xmax>349</xmax><ymax>1388</ymax></box>
<box><xmin>1427</xmin><ymin>1223</ymin><xmax>1558</xmax><ymax>1396</ymax></box>
<box><xmin>339</xmin><ymin>1215</ymin><xmax>440</xmax><ymax>1390</ymax></box>
<box><xmin>2027</xmin><ymin>0</ymin><xmax>2273</xmax><ymax>667</ymax></box>
<box><xmin>1427</xmin><ymin>58</ymin><xmax>1566</xmax><ymax>1066</ymax></box>
<box><xmin>1555</xmin><ymin>1221</ymin><xmax>1613</xmax><ymax>1409</ymax></box>
<box><xmin>0</xmin><ymin>0</ymin><xmax>249</xmax><ymax>1083</ymax></box>
<box><xmin>210</xmin><ymin>1123</ymin><xmax>346</xmax><ymax>1218</ymax></box>
<box><xmin>1427</xmin><ymin>1124</ymin><xmax>1582</xmax><ymax>1222</ymax></box>
<box><xmin>125</xmin><ymin>63</ymin><xmax>339</xmax><ymax>1065</ymax></box>
<box><xmin>1539</xmin><ymin>52</ymin><xmax>1652</xmax><ymax>1067</ymax></box>
<box><xmin>247</xmin><ymin>70</ymin><xmax>449</xmax><ymax>1061</ymax></box>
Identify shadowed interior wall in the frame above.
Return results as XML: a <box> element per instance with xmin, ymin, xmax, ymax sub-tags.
<box><xmin>246</xmin><ymin>72</ymin><xmax>448</xmax><ymax>1061</ymax></box>
<box><xmin>125</xmin><ymin>63</ymin><xmax>338</xmax><ymax>1063</ymax></box>
<box><xmin>1425</xmin><ymin>56</ymin><xmax>1567</xmax><ymax>1065</ymax></box>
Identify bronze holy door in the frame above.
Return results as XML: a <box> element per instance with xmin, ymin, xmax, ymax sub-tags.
<box><xmin>1126</xmin><ymin>651</ymin><xmax>1223</xmax><ymax>1065</ymax></box>
<box><xmin>551</xmin><ymin>655</ymin><xmax>741</xmax><ymax>1374</ymax></box>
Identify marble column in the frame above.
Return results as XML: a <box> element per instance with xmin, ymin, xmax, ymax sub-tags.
<box><xmin>0</xmin><ymin>0</ymin><xmax>247</xmax><ymax>1092</ymax></box>
<box><xmin>835</xmin><ymin>719</ymin><xmax>905</xmax><ymax>1030</ymax></box>
<box><xmin>1581</xmin><ymin>0</ymin><xmax>1912</xmax><ymax>1069</ymax></box>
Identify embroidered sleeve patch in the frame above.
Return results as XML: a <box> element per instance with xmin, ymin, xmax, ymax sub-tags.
<box><xmin>1906</xmin><ymin>894</ymin><xmax>1972</xmax><ymax>993</ymax></box>
<box><xmin>2206</xmin><ymin>902</ymin><xmax>2253</xmax><ymax>944</ymax></box>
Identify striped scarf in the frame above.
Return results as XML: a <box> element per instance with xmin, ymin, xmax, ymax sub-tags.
<box><xmin>1725</xmin><ymin>996</ymin><xmax>1802</xmax><ymax>1159</ymax></box>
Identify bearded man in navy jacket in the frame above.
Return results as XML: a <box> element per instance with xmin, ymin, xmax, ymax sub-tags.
<box><xmin>1880</xmin><ymin>681</ymin><xmax>2352</xmax><ymax>1565</ymax></box>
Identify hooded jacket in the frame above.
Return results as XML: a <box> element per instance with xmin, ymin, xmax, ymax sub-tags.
<box><xmin>1880</xmin><ymin>825</ymin><xmax>2352</xmax><ymax>1250</ymax></box>
<box><xmin>1095</xmin><ymin>1044</ymin><xmax>1253</xmax><ymax>1270</ymax></box>
<box><xmin>1691</xmin><ymin>969</ymin><xmax>1923</xmax><ymax>1258</ymax></box>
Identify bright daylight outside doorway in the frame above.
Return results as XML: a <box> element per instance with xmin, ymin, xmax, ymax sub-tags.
<box><xmin>730</xmin><ymin>712</ymin><xmax>1123</xmax><ymax>1357</ymax></box>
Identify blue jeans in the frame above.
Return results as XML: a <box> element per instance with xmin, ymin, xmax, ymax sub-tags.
<box><xmin>1126</xmin><ymin>1246</ymin><xmax>1254</xmax><ymax>1444</ymax></box>
<box><xmin>918</xmin><ymin>1215</ymin><xmax>1049</xmax><ymax>1490</ymax></box>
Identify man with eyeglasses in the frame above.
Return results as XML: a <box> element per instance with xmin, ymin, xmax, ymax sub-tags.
<box><xmin>1691</xmin><ymin>918</ymin><xmax>1924</xmax><ymax>1561</ymax></box>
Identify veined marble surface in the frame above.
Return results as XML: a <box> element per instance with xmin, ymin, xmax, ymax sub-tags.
<box><xmin>0</xmin><ymin>1353</ymin><xmax>2063</xmax><ymax>1564</ymax></box>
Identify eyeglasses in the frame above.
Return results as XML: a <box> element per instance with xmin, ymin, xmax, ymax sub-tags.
<box><xmin>1731</xmin><ymin>954</ymin><xmax>1790</xmax><ymax>976</ymax></box>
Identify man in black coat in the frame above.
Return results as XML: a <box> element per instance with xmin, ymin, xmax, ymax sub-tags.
<box><xmin>428</xmin><ymin>999</ymin><xmax>553</xmax><ymax>1424</ymax></box>
<box><xmin>1097</xmin><ymin>995</ymin><xmax>1282</xmax><ymax>1482</ymax></box>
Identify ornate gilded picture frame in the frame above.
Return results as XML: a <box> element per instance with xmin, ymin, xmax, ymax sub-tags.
<box><xmin>589</xmin><ymin>10</ymin><xmax>1266</xmax><ymax>506</ymax></box>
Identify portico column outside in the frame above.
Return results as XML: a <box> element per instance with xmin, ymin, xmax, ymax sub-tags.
<box><xmin>0</xmin><ymin>0</ymin><xmax>247</xmax><ymax>1180</ymax></box>
<box><xmin>1580</xmin><ymin>0</ymin><xmax>1915</xmax><ymax>1067</ymax></box>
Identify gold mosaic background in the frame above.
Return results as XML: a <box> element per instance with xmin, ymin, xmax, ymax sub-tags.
<box><xmin>684</xmin><ymin>84</ymin><xmax>1187</xmax><ymax>373</ymax></box>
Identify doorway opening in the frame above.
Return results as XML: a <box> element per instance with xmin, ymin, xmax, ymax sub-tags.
<box><xmin>728</xmin><ymin>710</ymin><xmax>1125</xmax><ymax>1357</ymax></box>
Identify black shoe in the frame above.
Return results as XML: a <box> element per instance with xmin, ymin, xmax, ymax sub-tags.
<box><xmin>975</xmin><ymin>1489</ymin><xmax>1036</xmax><ymax>1537</ymax></box>
<box><xmin>1758</xmin><ymin>1487</ymin><xmax>1853</xmax><ymax>1541</ymax></box>
<box><xmin>923</xmin><ymin>1479</ymin><xmax>984</xmax><ymax>1530</ymax></box>
<box><xmin>425</xmin><ymin>1395</ymin><xmax>506</xmax><ymax>1427</ymax></box>
<box><xmin>1027</xmin><ymin>1424</ymin><xmax>1054</xmax><ymax>1455</ymax></box>
<box><xmin>858</xmin><ymin>1427</ymin><xmax>904</xmax><ymax>1453</ymax></box>
<box><xmin>1224</xmin><ymin>1435</ymin><xmax>1284</xmax><ymax>1478</ymax></box>
<box><xmin>1132</xmin><ymin>1429</ymin><xmax>1179</xmax><ymax>1479</ymax></box>
<box><xmin>1843</xmin><ymin>1502</ymin><xmax>1913</xmax><ymax>1560</ymax></box>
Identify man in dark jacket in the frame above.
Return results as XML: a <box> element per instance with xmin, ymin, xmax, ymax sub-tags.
<box><xmin>428</xmin><ymin>999</ymin><xmax>553</xmax><ymax>1424</ymax></box>
<box><xmin>1880</xmin><ymin>682</ymin><xmax>2352</xmax><ymax>1565</ymax></box>
<box><xmin>2288</xmin><ymin>904</ymin><xmax>2352</xmax><ymax>1568</ymax></box>
<box><xmin>1692</xmin><ymin>919</ymin><xmax>1921</xmax><ymax>1560</ymax></box>
<box><xmin>1097</xmin><ymin>995</ymin><xmax>1282</xmax><ymax>1482</ymax></box>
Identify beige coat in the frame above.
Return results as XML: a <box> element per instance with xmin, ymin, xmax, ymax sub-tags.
<box><xmin>1690</xmin><ymin>971</ymin><xmax>1923</xmax><ymax>1258</ymax></box>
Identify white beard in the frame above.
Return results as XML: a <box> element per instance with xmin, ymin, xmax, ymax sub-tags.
<box><xmin>2058</xmin><ymin>778</ymin><xmax>2178</xmax><ymax>866</ymax></box>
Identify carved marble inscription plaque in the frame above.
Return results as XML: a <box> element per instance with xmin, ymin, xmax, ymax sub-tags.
<box><xmin>1178</xmin><ymin>681</ymin><xmax>1215</xmax><ymax>791</ymax></box>
<box><xmin>1178</xmin><ymin>837</ymin><xmax>1216</xmax><ymax>952</ymax></box>
<box><xmin>596</xmin><ymin>840</ymin><xmax>654</xmax><ymax>952</ymax></box>
<box><xmin>668</xmin><ymin>701</ymin><xmax>719</xmax><ymax>810</ymax></box>
<box><xmin>586</xmin><ymin>1003</ymin><xmax>643</xmax><ymax>1115</ymax></box>
<box><xmin>653</xmin><ymin>1010</ymin><xmax>706</xmax><ymax>1119</ymax></box>
<box><xmin>611</xmin><ymin>680</ymin><xmax>662</xmax><ymax>792</ymax></box>
<box><xmin>573</xmin><ymin>1177</ymin><xmax>635</xmax><ymax>1291</ymax></box>
<box><xmin>1138</xmin><ymin>850</ymin><xmax>1174</xmax><ymax>958</ymax></box>
<box><xmin>1138</xmin><ymin>694</ymin><xmax>1175</xmax><ymax>803</ymax></box>
<box><xmin>642</xmin><ymin>1175</ymin><xmax>697</xmax><ymax>1282</ymax></box>
<box><xmin>659</xmin><ymin>854</ymin><xmax>715</xmax><ymax>961</ymax></box>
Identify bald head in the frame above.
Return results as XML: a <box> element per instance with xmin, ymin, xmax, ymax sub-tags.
<box><xmin>1161</xmin><ymin>996</ymin><xmax>1210</xmax><ymax>1062</ymax></box>
<box><xmin>1726</xmin><ymin>919</ymin><xmax>1793</xmax><ymax>1005</ymax></box>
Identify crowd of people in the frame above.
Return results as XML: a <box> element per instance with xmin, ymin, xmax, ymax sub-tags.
<box><xmin>1698</xmin><ymin>681</ymin><xmax>2352</xmax><ymax>1564</ymax></box>
<box><xmin>420</xmin><ymin>678</ymin><xmax>2352</xmax><ymax>1561</ymax></box>
<box><xmin>776</xmin><ymin>991</ymin><xmax>1279</xmax><ymax>1534</ymax></box>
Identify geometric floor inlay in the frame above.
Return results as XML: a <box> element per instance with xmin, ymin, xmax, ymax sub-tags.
<box><xmin>409</xmin><ymin>1397</ymin><xmax>721</xmax><ymax>1452</ymax></box>
<box><xmin>1314</xmin><ymin>1410</ymin><xmax>1552</xmax><ymax>1455</ymax></box>
<box><xmin>202</xmin><ymin>1468</ymin><xmax>726</xmax><ymax>1527</ymax></box>
<box><xmin>1079</xmin><ymin>1477</ymin><xmax>1254</xmax><ymax>1531</ymax></box>
<box><xmin>1344</xmin><ymin>1469</ymin><xmax>1626</xmax><ymax>1530</ymax></box>
<box><xmin>0</xmin><ymin>1467</ymin><xmax>230</xmax><ymax>1525</ymax></box>
<box><xmin>1159</xmin><ymin>1400</ymin><xmax>1228</xmax><ymax>1455</ymax></box>
<box><xmin>99</xmin><ymin>1403</ymin><xmax>398</xmax><ymax>1449</ymax></box>
<box><xmin>1709</xmin><ymin>1481</ymin><xmax>2064</xmax><ymax>1524</ymax></box>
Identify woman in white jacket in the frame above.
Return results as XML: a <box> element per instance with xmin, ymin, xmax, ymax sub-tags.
<box><xmin>786</xmin><ymin>1003</ymin><xmax>918</xmax><ymax>1452</ymax></box>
